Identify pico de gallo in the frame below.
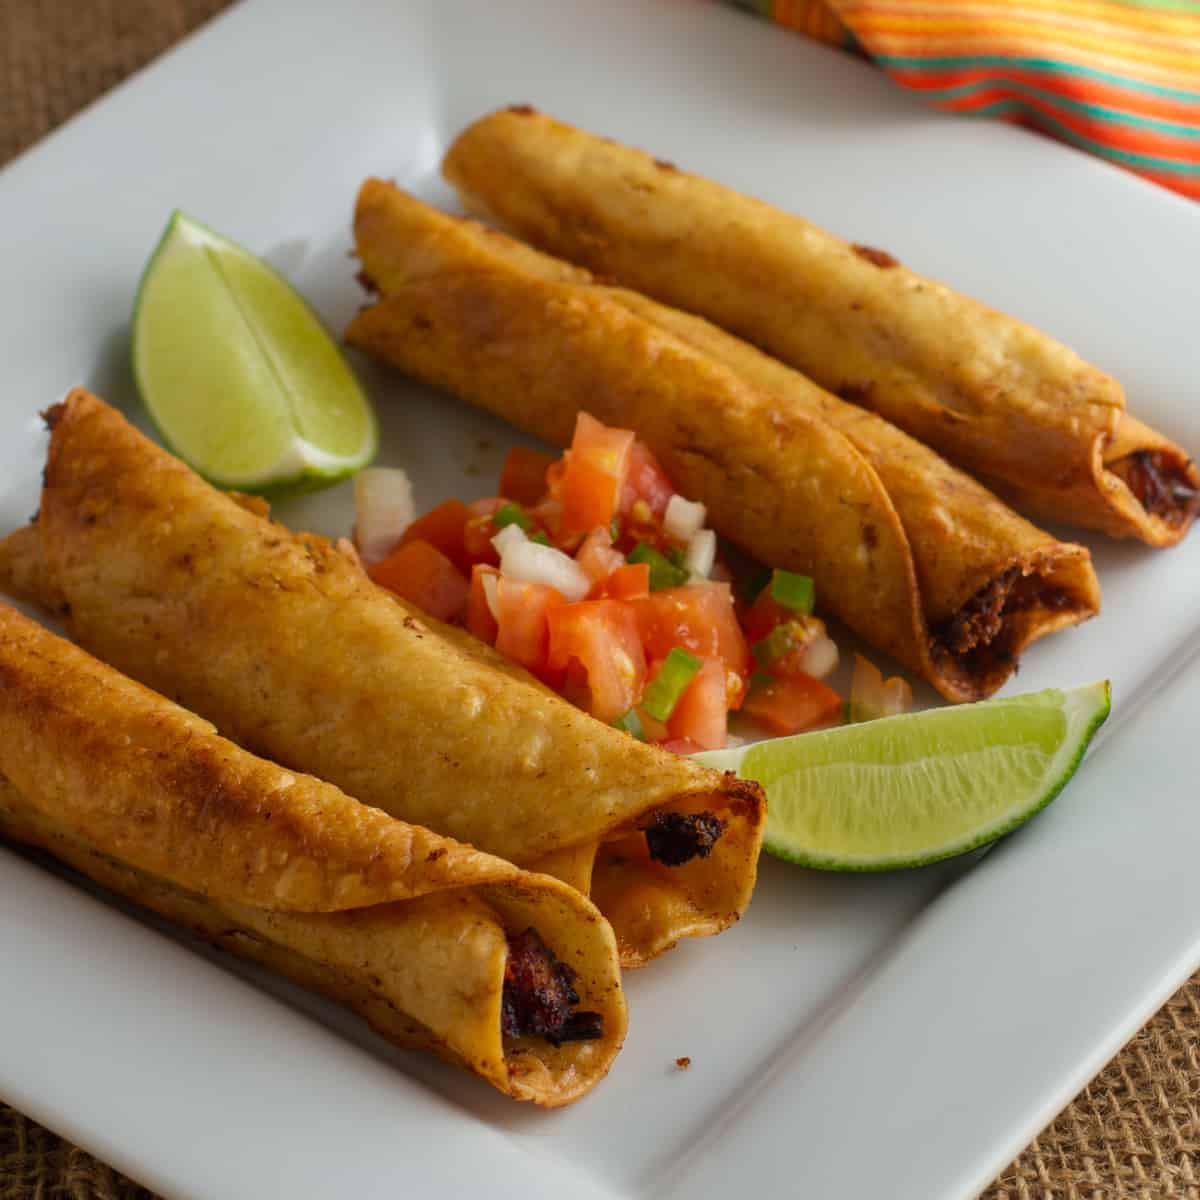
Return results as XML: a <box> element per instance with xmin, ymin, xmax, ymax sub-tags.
<box><xmin>352</xmin><ymin>412</ymin><xmax>910</xmax><ymax>752</ymax></box>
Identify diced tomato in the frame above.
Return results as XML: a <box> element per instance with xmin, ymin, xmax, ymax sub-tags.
<box><xmin>593</xmin><ymin>562</ymin><xmax>650</xmax><ymax>602</ymax></box>
<box><xmin>575</xmin><ymin>527</ymin><xmax>625</xmax><ymax>583</ymax></box>
<box><xmin>666</xmin><ymin>657</ymin><xmax>728</xmax><ymax>750</ymax></box>
<box><xmin>620</xmin><ymin>440</ymin><xmax>675</xmax><ymax>521</ymax></box>
<box><xmin>560</xmin><ymin>413</ymin><xmax>634</xmax><ymax>533</ymax></box>
<box><xmin>742</xmin><ymin>589</ymin><xmax>789</xmax><ymax>643</ymax></box>
<box><xmin>368</xmin><ymin>539</ymin><xmax>468</xmax><ymax>623</ymax></box>
<box><xmin>494</xmin><ymin>578</ymin><xmax>566</xmax><ymax>677</ymax></box>
<box><xmin>546</xmin><ymin>600</ymin><xmax>646</xmax><ymax>723</ymax></box>
<box><xmin>636</xmin><ymin>705</ymin><xmax>670</xmax><ymax>744</ymax></box>
<box><xmin>658</xmin><ymin>737</ymin><xmax>705</xmax><ymax>756</ymax></box>
<box><xmin>466</xmin><ymin>564</ymin><xmax>499</xmax><ymax>644</ymax></box>
<box><xmin>742</xmin><ymin>674</ymin><xmax>843</xmax><ymax>736</ymax></box>
<box><xmin>758</xmin><ymin>616</ymin><xmax>836</xmax><ymax>680</ymax></box>
<box><xmin>526</xmin><ymin>495</ymin><xmax>583</xmax><ymax>554</ymax></box>
<box><xmin>499</xmin><ymin>446</ymin><xmax>555</xmax><ymax>507</ymax></box>
<box><xmin>398</xmin><ymin>498</ymin><xmax>471</xmax><ymax>573</ymax></box>
<box><xmin>633</xmin><ymin>582</ymin><xmax>751</xmax><ymax>708</ymax></box>
<box><xmin>544</xmin><ymin>458</ymin><xmax>567</xmax><ymax>499</ymax></box>
<box><xmin>462</xmin><ymin>497</ymin><xmax>506</xmax><ymax>565</ymax></box>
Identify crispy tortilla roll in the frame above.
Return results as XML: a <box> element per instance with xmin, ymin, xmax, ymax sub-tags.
<box><xmin>0</xmin><ymin>605</ymin><xmax>625</xmax><ymax>1106</ymax></box>
<box><xmin>1</xmin><ymin>391</ymin><xmax>763</xmax><ymax>968</ymax></box>
<box><xmin>345</xmin><ymin>182</ymin><xmax>1099</xmax><ymax>701</ymax></box>
<box><xmin>442</xmin><ymin>107</ymin><xmax>1199</xmax><ymax>546</ymax></box>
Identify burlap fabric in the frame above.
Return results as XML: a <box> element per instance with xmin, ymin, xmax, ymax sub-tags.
<box><xmin>3</xmin><ymin>2</ymin><xmax>1200</xmax><ymax>1197</ymax></box>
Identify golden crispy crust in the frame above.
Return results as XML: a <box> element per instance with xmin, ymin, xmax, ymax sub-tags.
<box><xmin>0</xmin><ymin>524</ymin><xmax>61</xmax><ymax>612</ymax></box>
<box><xmin>442</xmin><ymin>107</ymin><xmax>1196</xmax><ymax>547</ymax></box>
<box><xmin>0</xmin><ymin>608</ymin><xmax>627</xmax><ymax>1106</ymax></box>
<box><xmin>7</xmin><ymin>391</ymin><xmax>764</xmax><ymax>967</ymax></box>
<box><xmin>0</xmin><ymin>603</ymin><xmax>513</xmax><ymax>911</ymax></box>
<box><xmin>345</xmin><ymin>181</ymin><xmax>1098</xmax><ymax>701</ymax></box>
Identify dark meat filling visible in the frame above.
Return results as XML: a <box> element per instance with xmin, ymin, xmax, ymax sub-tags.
<box><xmin>934</xmin><ymin>568</ymin><xmax>1078</xmax><ymax>662</ymax></box>
<box><xmin>936</xmin><ymin>567</ymin><xmax>1020</xmax><ymax>657</ymax></box>
<box><xmin>643</xmin><ymin>810</ymin><xmax>726</xmax><ymax>867</ymax></box>
<box><xmin>1110</xmin><ymin>450</ymin><xmax>1199</xmax><ymax>524</ymax></box>
<box><xmin>501</xmin><ymin>928</ymin><xmax>603</xmax><ymax>1046</ymax></box>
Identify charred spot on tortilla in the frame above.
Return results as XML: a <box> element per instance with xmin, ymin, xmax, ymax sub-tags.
<box><xmin>851</xmin><ymin>244</ymin><xmax>899</xmax><ymax>269</ymax></box>
<box><xmin>41</xmin><ymin>403</ymin><xmax>66</xmax><ymax>431</ymax></box>
<box><xmin>502</xmin><ymin>927</ymin><xmax>603</xmax><ymax>1046</ymax></box>
<box><xmin>644</xmin><ymin>811</ymin><xmax>726</xmax><ymax>867</ymax></box>
<box><xmin>1109</xmin><ymin>450</ymin><xmax>1200</xmax><ymax>525</ymax></box>
<box><xmin>507</xmin><ymin>103</ymin><xmax>537</xmax><ymax>116</ymax></box>
<box><xmin>355</xmin><ymin>268</ymin><xmax>379</xmax><ymax>295</ymax></box>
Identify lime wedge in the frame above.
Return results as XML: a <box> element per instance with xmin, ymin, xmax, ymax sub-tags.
<box><xmin>131</xmin><ymin>211</ymin><xmax>377</xmax><ymax>492</ymax></box>
<box><xmin>696</xmin><ymin>683</ymin><xmax>1110</xmax><ymax>871</ymax></box>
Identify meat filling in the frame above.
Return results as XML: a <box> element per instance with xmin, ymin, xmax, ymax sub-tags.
<box><xmin>643</xmin><ymin>810</ymin><xmax>726</xmax><ymax>867</ymax></box>
<box><xmin>936</xmin><ymin>567</ymin><xmax>1020</xmax><ymax>657</ymax></box>
<box><xmin>501</xmin><ymin>927</ymin><xmax>603</xmax><ymax>1045</ymax></box>
<box><xmin>1110</xmin><ymin>450</ymin><xmax>1199</xmax><ymax>525</ymax></box>
<box><xmin>934</xmin><ymin>568</ymin><xmax>1076</xmax><ymax>660</ymax></box>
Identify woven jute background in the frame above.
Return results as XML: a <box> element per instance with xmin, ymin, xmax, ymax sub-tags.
<box><xmin>3</xmin><ymin>2</ymin><xmax>1200</xmax><ymax>1198</ymax></box>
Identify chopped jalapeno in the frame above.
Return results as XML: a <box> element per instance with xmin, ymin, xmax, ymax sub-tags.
<box><xmin>612</xmin><ymin>708</ymin><xmax>646</xmax><ymax>739</ymax></box>
<box><xmin>493</xmin><ymin>501</ymin><xmax>533</xmax><ymax>532</ymax></box>
<box><xmin>627</xmin><ymin>542</ymin><xmax>689</xmax><ymax>591</ymax></box>
<box><xmin>752</xmin><ymin>624</ymin><xmax>795</xmax><ymax>668</ymax></box>
<box><xmin>641</xmin><ymin>647</ymin><xmax>702</xmax><ymax>721</ymax></box>
<box><xmin>770</xmin><ymin>569</ymin><xmax>815</xmax><ymax>614</ymax></box>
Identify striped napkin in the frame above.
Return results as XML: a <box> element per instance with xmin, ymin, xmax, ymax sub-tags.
<box><xmin>729</xmin><ymin>0</ymin><xmax>1200</xmax><ymax>201</ymax></box>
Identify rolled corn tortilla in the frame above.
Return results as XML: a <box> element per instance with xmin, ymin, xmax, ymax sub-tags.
<box><xmin>0</xmin><ymin>390</ymin><xmax>764</xmax><ymax>969</ymax></box>
<box><xmin>442</xmin><ymin>106</ymin><xmax>1199</xmax><ymax>547</ymax></box>
<box><xmin>344</xmin><ymin>181</ymin><xmax>1099</xmax><ymax>702</ymax></box>
<box><xmin>0</xmin><ymin>604</ymin><xmax>626</xmax><ymax>1106</ymax></box>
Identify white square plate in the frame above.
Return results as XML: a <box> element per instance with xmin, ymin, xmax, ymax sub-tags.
<box><xmin>2</xmin><ymin>3</ymin><xmax>1199</xmax><ymax>1198</ymax></box>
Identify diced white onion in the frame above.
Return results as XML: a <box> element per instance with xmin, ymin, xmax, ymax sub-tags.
<box><xmin>800</xmin><ymin>634</ymin><xmax>840</xmax><ymax>680</ymax></box>
<box><xmin>684</xmin><ymin>529</ymin><xmax>717</xmax><ymax>579</ymax></box>
<box><xmin>491</xmin><ymin>523</ymin><xmax>528</xmax><ymax>556</ymax></box>
<box><xmin>353</xmin><ymin>467</ymin><xmax>416</xmax><ymax>565</ymax></box>
<box><xmin>481</xmin><ymin>572</ymin><xmax>500</xmax><ymax>621</ymax></box>
<box><xmin>500</xmin><ymin>540</ymin><xmax>591</xmax><ymax>602</ymax></box>
<box><xmin>850</xmin><ymin>653</ymin><xmax>913</xmax><ymax>721</ymax></box>
<box><xmin>663</xmin><ymin>494</ymin><xmax>707</xmax><ymax>542</ymax></box>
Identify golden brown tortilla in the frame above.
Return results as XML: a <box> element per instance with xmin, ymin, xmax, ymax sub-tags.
<box><xmin>345</xmin><ymin>181</ymin><xmax>1099</xmax><ymax>703</ymax></box>
<box><xmin>0</xmin><ymin>390</ymin><xmax>764</xmax><ymax>968</ymax></box>
<box><xmin>0</xmin><ymin>604</ymin><xmax>626</xmax><ymax>1106</ymax></box>
<box><xmin>442</xmin><ymin>106</ymin><xmax>1198</xmax><ymax>546</ymax></box>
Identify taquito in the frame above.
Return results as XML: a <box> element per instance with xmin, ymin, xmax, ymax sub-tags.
<box><xmin>344</xmin><ymin>181</ymin><xmax>1099</xmax><ymax>702</ymax></box>
<box><xmin>0</xmin><ymin>391</ymin><xmax>764</xmax><ymax>969</ymax></box>
<box><xmin>442</xmin><ymin>107</ymin><xmax>1199</xmax><ymax>547</ymax></box>
<box><xmin>0</xmin><ymin>604</ymin><xmax>625</xmax><ymax>1106</ymax></box>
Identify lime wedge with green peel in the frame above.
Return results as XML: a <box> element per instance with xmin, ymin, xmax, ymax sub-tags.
<box><xmin>696</xmin><ymin>682</ymin><xmax>1110</xmax><ymax>871</ymax></box>
<box><xmin>131</xmin><ymin>211</ymin><xmax>377</xmax><ymax>493</ymax></box>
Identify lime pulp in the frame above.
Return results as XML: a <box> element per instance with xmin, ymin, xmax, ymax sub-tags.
<box><xmin>131</xmin><ymin>211</ymin><xmax>377</xmax><ymax>493</ymax></box>
<box><xmin>696</xmin><ymin>682</ymin><xmax>1111</xmax><ymax>871</ymax></box>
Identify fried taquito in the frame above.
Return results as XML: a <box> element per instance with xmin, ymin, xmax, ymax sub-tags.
<box><xmin>442</xmin><ymin>106</ymin><xmax>1198</xmax><ymax>546</ymax></box>
<box><xmin>0</xmin><ymin>391</ymin><xmax>763</xmax><ymax>968</ymax></box>
<box><xmin>344</xmin><ymin>181</ymin><xmax>1099</xmax><ymax>702</ymax></box>
<box><xmin>0</xmin><ymin>604</ymin><xmax>626</xmax><ymax>1106</ymax></box>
